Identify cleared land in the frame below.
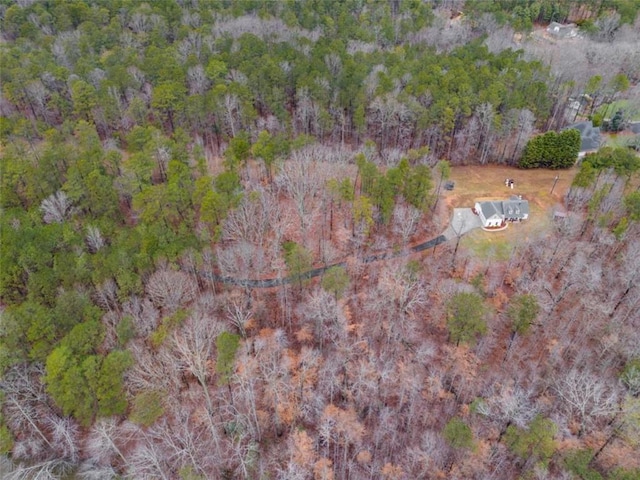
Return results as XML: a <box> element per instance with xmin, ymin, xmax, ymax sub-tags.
<box><xmin>442</xmin><ymin>165</ymin><xmax>578</xmax><ymax>259</ymax></box>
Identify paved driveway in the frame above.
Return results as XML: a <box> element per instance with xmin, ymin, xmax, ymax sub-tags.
<box><xmin>442</xmin><ymin>208</ymin><xmax>483</xmax><ymax>240</ymax></box>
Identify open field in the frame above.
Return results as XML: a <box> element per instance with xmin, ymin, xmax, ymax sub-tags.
<box><xmin>442</xmin><ymin>165</ymin><xmax>578</xmax><ymax>259</ymax></box>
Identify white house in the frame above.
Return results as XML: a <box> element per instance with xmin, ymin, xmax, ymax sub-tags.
<box><xmin>475</xmin><ymin>197</ymin><xmax>529</xmax><ymax>228</ymax></box>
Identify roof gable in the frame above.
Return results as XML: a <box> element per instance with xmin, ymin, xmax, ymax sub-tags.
<box><xmin>502</xmin><ymin>199</ymin><xmax>529</xmax><ymax>217</ymax></box>
<box><xmin>479</xmin><ymin>201</ymin><xmax>502</xmax><ymax>219</ymax></box>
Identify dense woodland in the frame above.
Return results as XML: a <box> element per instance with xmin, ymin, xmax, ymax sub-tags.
<box><xmin>1</xmin><ymin>1</ymin><xmax>640</xmax><ymax>479</ymax></box>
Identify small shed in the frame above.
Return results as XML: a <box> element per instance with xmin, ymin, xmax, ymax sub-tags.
<box><xmin>553</xmin><ymin>204</ymin><xmax>568</xmax><ymax>221</ymax></box>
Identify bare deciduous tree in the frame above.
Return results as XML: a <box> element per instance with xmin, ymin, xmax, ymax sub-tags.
<box><xmin>392</xmin><ymin>203</ymin><xmax>422</xmax><ymax>245</ymax></box>
<box><xmin>594</xmin><ymin>12</ymin><xmax>621</xmax><ymax>41</ymax></box>
<box><xmin>294</xmin><ymin>87</ymin><xmax>321</xmax><ymax>136</ymax></box>
<box><xmin>319</xmin><ymin>404</ymin><xmax>365</xmax><ymax>478</ymax></box>
<box><xmin>85</xmin><ymin>225</ymin><xmax>105</xmax><ymax>253</ymax></box>
<box><xmin>146</xmin><ymin>266</ymin><xmax>197</xmax><ymax>313</ymax></box>
<box><xmin>93</xmin><ymin>278</ymin><xmax>119</xmax><ymax>313</ymax></box>
<box><xmin>46</xmin><ymin>416</ymin><xmax>80</xmax><ymax>463</ymax></box>
<box><xmin>172</xmin><ymin>311</ymin><xmax>224</xmax><ymax>412</ymax></box>
<box><xmin>1</xmin><ymin>363</ymin><xmax>54</xmax><ymax>459</ymax></box>
<box><xmin>275</xmin><ymin>153</ymin><xmax>325</xmax><ymax>237</ymax></box>
<box><xmin>127</xmin><ymin>429</ymin><xmax>172</xmax><ymax>480</ymax></box>
<box><xmin>216</xmin><ymin>241</ymin><xmax>268</xmax><ymax>280</ymax></box>
<box><xmin>40</xmin><ymin>190</ymin><xmax>74</xmax><ymax>224</ymax></box>
<box><xmin>127</xmin><ymin>341</ymin><xmax>182</xmax><ymax>395</ymax></box>
<box><xmin>223</xmin><ymin>190</ymin><xmax>271</xmax><ymax>246</ymax></box>
<box><xmin>85</xmin><ymin>418</ymin><xmax>132</xmax><ymax>467</ymax></box>
<box><xmin>122</xmin><ymin>295</ymin><xmax>160</xmax><ymax>336</ymax></box>
<box><xmin>224</xmin><ymin>294</ymin><xmax>253</xmax><ymax>338</ymax></box>
<box><xmin>297</xmin><ymin>288</ymin><xmax>347</xmax><ymax>352</ymax></box>
<box><xmin>223</xmin><ymin>93</ymin><xmax>240</xmax><ymax>137</ymax></box>
<box><xmin>229</xmin><ymin>349</ymin><xmax>264</xmax><ymax>441</ymax></box>
<box><xmin>475</xmin><ymin>102</ymin><xmax>496</xmax><ymax>165</ymax></box>
<box><xmin>252</xmin><ymin>329</ymin><xmax>295</xmax><ymax>436</ymax></box>
<box><xmin>451</xmin><ymin>116</ymin><xmax>480</xmax><ymax>164</ymax></box>
<box><xmin>75</xmin><ymin>463</ymin><xmax>119</xmax><ymax>480</ymax></box>
<box><xmin>553</xmin><ymin>368</ymin><xmax>619</xmax><ymax>436</ymax></box>
<box><xmin>377</xmin><ymin>262</ymin><xmax>427</xmax><ymax>317</ymax></box>
<box><xmin>477</xmin><ymin>385</ymin><xmax>538</xmax><ymax>432</ymax></box>
<box><xmin>3</xmin><ymin>460</ymin><xmax>75</xmax><ymax>480</ymax></box>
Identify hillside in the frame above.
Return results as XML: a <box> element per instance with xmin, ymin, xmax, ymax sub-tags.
<box><xmin>1</xmin><ymin>1</ymin><xmax>640</xmax><ymax>479</ymax></box>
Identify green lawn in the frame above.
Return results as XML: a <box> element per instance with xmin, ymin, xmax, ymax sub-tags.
<box><xmin>596</xmin><ymin>100</ymin><xmax>640</xmax><ymax>121</ymax></box>
<box><xmin>601</xmin><ymin>131</ymin><xmax>640</xmax><ymax>149</ymax></box>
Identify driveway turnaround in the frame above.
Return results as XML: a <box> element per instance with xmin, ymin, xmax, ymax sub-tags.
<box><xmin>442</xmin><ymin>208</ymin><xmax>483</xmax><ymax>240</ymax></box>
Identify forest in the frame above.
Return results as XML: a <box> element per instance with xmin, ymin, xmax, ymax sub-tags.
<box><xmin>1</xmin><ymin>0</ymin><xmax>640</xmax><ymax>479</ymax></box>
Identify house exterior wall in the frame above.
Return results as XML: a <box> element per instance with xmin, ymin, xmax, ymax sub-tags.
<box><xmin>475</xmin><ymin>202</ymin><xmax>504</xmax><ymax>227</ymax></box>
<box><xmin>475</xmin><ymin>202</ymin><xmax>487</xmax><ymax>226</ymax></box>
<box><xmin>487</xmin><ymin>217</ymin><xmax>502</xmax><ymax>227</ymax></box>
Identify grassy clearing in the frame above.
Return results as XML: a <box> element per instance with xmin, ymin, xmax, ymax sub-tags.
<box><xmin>442</xmin><ymin>165</ymin><xmax>576</xmax><ymax>260</ymax></box>
<box><xmin>602</xmin><ymin>132</ymin><xmax>638</xmax><ymax>148</ymax></box>
<box><xmin>596</xmin><ymin>100</ymin><xmax>640</xmax><ymax>121</ymax></box>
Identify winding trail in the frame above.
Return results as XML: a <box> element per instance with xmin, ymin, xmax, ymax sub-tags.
<box><xmin>199</xmin><ymin>208</ymin><xmax>479</xmax><ymax>288</ymax></box>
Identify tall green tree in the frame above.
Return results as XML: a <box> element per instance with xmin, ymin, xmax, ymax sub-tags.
<box><xmin>224</xmin><ymin>132</ymin><xmax>251</xmax><ymax>171</ymax></box>
<box><xmin>283</xmin><ymin>241</ymin><xmax>313</xmax><ymax>290</ymax></box>
<box><xmin>252</xmin><ymin>130</ymin><xmax>290</xmax><ymax>181</ymax></box>
<box><xmin>321</xmin><ymin>266</ymin><xmax>350</xmax><ymax>299</ymax></box>
<box><xmin>504</xmin><ymin>415</ymin><xmax>557</xmax><ymax>469</ymax></box>
<box><xmin>151</xmin><ymin>82</ymin><xmax>186</xmax><ymax>133</ymax></box>
<box><xmin>45</xmin><ymin>346</ymin><xmax>96</xmax><ymax>425</ymax></box>
<box><xmin>96</xmin><ymin>350</ymin><xmax>133</xmax><ymax>416</ymax></box>
<box><xmin>507</xmin><ymin>294</ymin><xmax>540</xmax><ymax>336</ymax></box>
<box><xmin>403</xmin><ymin>164</ymin><xmax>433</xmax><ymax>210</ymax></box>
<box><xmin>443</xmin><ymin>417</ymin><xmax>475</xmax><ymax>451</ymax></box>
<box><xmin>519</xmin><ymin>129</ymin><xmax>581</xmax><ymax>169</ymax></box>
<box><xmin>70</xmin><ymin>79</ymin><xmax>97</xmax><ymax>121</ymax></box>
<box><xmin>46</xmin><ymin>350</ymin><xmax>130</xmax><ymax>426</ymax></box>
<box><xmin>216</xmin><ymin>332</ymin><xmax>241</xmax><ymax>385</ymax></box>
<box><xmin>624</xmin><ymin>191</ymin><xmax>640</xmax><ymax>222</ymax></box>
<box><xmin>446</xmin><ymin>292</ymin><xmax>488</xmax><ymax>346</ymax></box>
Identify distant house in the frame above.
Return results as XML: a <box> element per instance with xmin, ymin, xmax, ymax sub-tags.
<box><xmin>566</xmin><ymin>94</ymin><xmax>592</xmax><ymax>121</ymax></box>
<box><xmin>474</xmin><ymin>197</ymin><xmax>529</xmax><ymax>228</ymax></box>
<box><xmin>565</xmin><ymin>121</ymin><xmax>601</xmax><ymax>157</ymax></box>
<box><xmin>547</xmin><ymin>22</ymin><xmax>578</xmax><ymax>38</ymax></box>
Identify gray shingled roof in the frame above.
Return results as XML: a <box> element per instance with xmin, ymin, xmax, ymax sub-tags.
<box><xmin>479</xmin><ymin>201</ymin><xmax>501</xmax><ymax>220</ymax></box>
<box><xmin>478</xmin><ymin>199</ymin><xmax>529</xmax><ymax>220</ymax></box>
<box><xmin>502</xmin><ymin>199</ymin><xmax>529</xmax><ymax>218</ymax></box>
<box><xmin>565</xmin><ymin>121</ymin><xmax>601</xmax><ymax>152</ymax></box>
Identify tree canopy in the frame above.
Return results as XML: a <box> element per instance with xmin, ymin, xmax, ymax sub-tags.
<box><xmin>519</xmin><ymin>129</ymin><xmax>581</xmax><ymax>169</ymax></box>
<box><xmin>446</xmin><ymin>292</ymin><xmax>488</xmax><ymax>346</ymax></box>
